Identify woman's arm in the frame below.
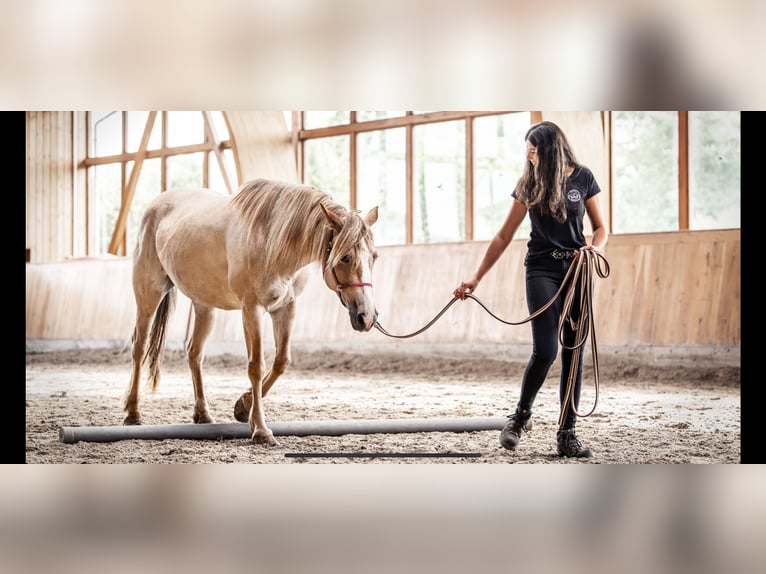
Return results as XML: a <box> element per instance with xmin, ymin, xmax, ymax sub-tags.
<box><xmin>454</xmin><ymin>199</ymin><xmax>527</xmax><ymax>298</ymax></box>
<box><xmin>583</xmin><ymin>195</ymin><xmax>608</xmax><ymax>251</ymax></box>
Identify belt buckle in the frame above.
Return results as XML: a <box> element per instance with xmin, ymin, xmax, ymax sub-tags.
<box><xmin>552</xmin><ymin>249</ymin><xmax>575</xmax><ymax>260</ymax></box>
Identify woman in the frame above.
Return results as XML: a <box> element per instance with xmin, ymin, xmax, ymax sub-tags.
<box><xmin>454</xmin><ymin>120</ymin><xmax>608</xmax><ymax>458</ymax></box>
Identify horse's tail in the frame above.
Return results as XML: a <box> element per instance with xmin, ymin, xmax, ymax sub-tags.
<box><xmin>144</xmin><ymin>287</ymin><xmax>177</xmax><ymax>393</ymax></box>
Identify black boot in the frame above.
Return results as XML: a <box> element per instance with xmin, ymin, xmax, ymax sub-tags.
<box><xmin>499</xmin><ymin>407</ymin><xmax>533</xmax><ymax>450</ymax></box>
<box><xmin>556</xmin><ymin>427</ymin><xmax>592</xmax><ymax>458</ymax></box>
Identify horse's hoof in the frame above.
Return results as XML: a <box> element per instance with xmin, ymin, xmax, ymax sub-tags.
<box><xmin>234</xmin><ymin>391</ymin><xmax>252</xmax><ymax>423</ymax></box>
<box><xmin>193</xmin><ymin>412</ymin><xmax>215</xmax><ymax>424</ymax></box>
<box><xmin>123</xmin><ymin>414</ymin><xmax>142</xmax><ymax>426</ymax></box>
<box><xmin>251</xmin><ymin>430</ymin><xmax>278</xmax><ymax>447</ymax></box>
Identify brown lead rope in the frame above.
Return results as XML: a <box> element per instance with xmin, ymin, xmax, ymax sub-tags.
<box><xmin>556</xmin><ymin>249</ymin><xmax>610</xmax><ymax>424</ymax></box>
<box><xmin>374</xmin><ymin>250</ymin><xmax>611</xmax><ymax>422</ymax></box>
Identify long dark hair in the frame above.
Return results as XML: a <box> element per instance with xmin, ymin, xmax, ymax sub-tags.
<box><xmin>514</xmin><ymin>121</ymin><xmax>578</xmax><ymax>223</ymax></box>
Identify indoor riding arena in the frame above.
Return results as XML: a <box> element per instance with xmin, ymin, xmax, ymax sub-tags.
<box><xmin>25</xmin><ymin>111</ymin><xmax>741</xmax><ymax>465</ymax></box>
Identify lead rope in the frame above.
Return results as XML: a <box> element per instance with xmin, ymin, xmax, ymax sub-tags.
<box><xmin>374</xmin><ymin>250</ymin><xmax>610</xmax><ymax>422</ymax></box>
<box><xmin>556</xmin><ymin>250</ymin><xmax>610</xmax><ymax>424</ymax></box>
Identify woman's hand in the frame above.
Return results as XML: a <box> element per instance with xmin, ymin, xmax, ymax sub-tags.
<box><xmin>453</xmin><ymin>279</ymin><xmax>478</xmax><ymax>300</ymax></box>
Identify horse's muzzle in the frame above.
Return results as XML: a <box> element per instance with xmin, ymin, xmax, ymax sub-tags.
<box><xmin>349</xmin><ymin>305</ymin><xmax>377</xmax><ymax>332</ymax></box>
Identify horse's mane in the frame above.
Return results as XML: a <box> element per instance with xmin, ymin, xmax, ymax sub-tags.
<box><xmin>229</xmin><ymin>178</ymin><xmax>370</xmax><ymax>271</ymax></box>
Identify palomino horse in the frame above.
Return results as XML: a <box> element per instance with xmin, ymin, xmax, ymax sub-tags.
<box><xmin>123</xmin><ymin>178</ymin><xmax>379</xmax><ymax>446</ymax></box>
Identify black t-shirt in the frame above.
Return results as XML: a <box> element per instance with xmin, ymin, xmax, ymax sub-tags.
<box><xmin>511</xmin><ymin>165</ymin><xmax>601</xmax><ymax>259</ymax></box>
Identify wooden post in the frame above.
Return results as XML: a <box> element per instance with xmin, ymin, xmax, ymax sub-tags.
<box><xmin>202</xmin><ymin>111</ymin><xmax>234</xmax><ymax>195</ymax></box>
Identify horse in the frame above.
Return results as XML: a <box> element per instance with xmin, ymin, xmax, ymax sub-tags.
<box><xmin>123</xmin><ymin>178</ymin><xmax>379</xmax><ymax>446</ymax></box>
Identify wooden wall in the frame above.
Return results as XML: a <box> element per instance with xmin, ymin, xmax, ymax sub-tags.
<box><xmin>26</xmin><ymin>228</ymin><xmax>740</xmax><ymax>356</ymax></box>
<box><xmin>225</xmin><ymin>111</ymin><xmax>299</xmax><ymax>182</ymax></box>
<box><xmin>25</xmin><ymin>111</ymin><xmax>85</xmax><ymax>263</ymax></box>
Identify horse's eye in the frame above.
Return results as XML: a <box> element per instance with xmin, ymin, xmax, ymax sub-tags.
<box><xmin>340</xmin><ymin>254</ymin><xmax>352</xmax><ymax>264</ymax></box>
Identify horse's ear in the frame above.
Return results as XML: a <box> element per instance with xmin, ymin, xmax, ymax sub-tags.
<box><xmin>320</xmin><ymin>203</ymin><xmax>343</xmax><ymax>231</ymax></box>
<box><xmin>365</xmin><ymin>206</ymin><xmax>379</xmax><ymax>227</ymax></box>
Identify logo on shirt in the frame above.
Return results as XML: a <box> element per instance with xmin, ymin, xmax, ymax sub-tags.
<box><xmin>567</xmin><ymin>189</ymin><xmax>582</xmax><ymax>203</ymax></box>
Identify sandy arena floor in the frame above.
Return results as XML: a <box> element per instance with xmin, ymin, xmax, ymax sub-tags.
<box><xmin>24</xmin><ymin>345</ymin><xmax>740</xmax><ymax>464</ymax></box>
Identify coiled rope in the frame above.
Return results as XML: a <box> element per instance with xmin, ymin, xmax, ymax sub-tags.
<box><xmin>374</xmin><ymin>250</ymin><xmax>611</xmax><ymax>423</ymax></box>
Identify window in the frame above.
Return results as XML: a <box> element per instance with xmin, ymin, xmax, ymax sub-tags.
<box><xmin>83</xmin><ymin>111</ymin><xmax>741</xmax><ymax>259</ymax></box>
<box><xmin>126</xmin><ymin>111</ymin><xmax>161</xmax><ymax>152</ymax></box>
<box><xmin>82</xmin><ymin>111</ymin><xmax>235</xmax><ymax>256</ymax></box>
<box><xmin>166</xmin><ymin>152</ymin><xmax>204</xmax><ymax>189</ymax></box>
<box><xmin>304</xmin><ymin>135</ymin><xmax>350</xmax><ymax>207</ymax></box>
<box><xmin>688</xmin><ymin>111</ymin><xmax>740</xmax><ymax>230</ymax></box>
<box><xmin>304</xmin><ymin>111</ymin><xmax>350</xmax><ymax>129</ymax></box>
<box><xmin>91</xmin><ymin>163</ymin><xmax>121</xmax><ymax>254</ymax></box>
<box><xmin>473</xmin><ymin>113</ymin><xmax>531</xmax><ymax>240</ymax></box>
<box><xmin>611</xmin><ymin>111</ymin><xmax>740</xmax><ymax>233</ymax></box>
<box><xmin>611</xmin><ymin>111</ymin><xmax>679</xmax><ymax>233</ymax></box>
<box><xmin>357</xmin><ymin>111</ymin><xmax>407</xmax><ymax>122</ymax></box>
<box><xmin>299</xmin><ymin>110</ymin><xmax>741</xmax><ymax>244</ymax></box>
<box><xmin>166</xmin><ymin>111</ymin><xmax>205</xmax><ymax>147</ymax></box>
<box><xmin>126</xmin><ymin>158</ymin><xmax>160</xmax><ymax>253</ymax></box>
<box><xmin>90</xmin><ymin>111</ymin><xmax>122</xmax><ymax>157</ymax></box>
<box><xmin>299</xmin><ymin>111</ymin><xmax>526</xmax><ymax>246</ymax></box>
<box><xmin>412</xmin><ymin>120</ymin><xmax>465</xmax><ymax>243</ymax></box>
<box><xmin>357</xmin><ymin>127</ymin><xmax>407</xmax><ymax>245</ymax></box>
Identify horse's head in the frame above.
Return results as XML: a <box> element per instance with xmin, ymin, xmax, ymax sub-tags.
<box><xmin>320</xmin><ymin>203</ymin><xmax>379</xmax><ymax>332</ymax></box>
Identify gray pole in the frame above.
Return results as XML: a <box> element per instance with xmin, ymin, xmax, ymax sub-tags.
<box><xmin>59</xmin><ymin>416</ymin><xmax>507</xmax><ymax>444</ymax></box>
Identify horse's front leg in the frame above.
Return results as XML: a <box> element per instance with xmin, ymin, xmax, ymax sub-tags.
<box><xmin>242</xmin><ymin>307</ymin><xmax>277</xmax><ymax>446</ymax></box>
<box><xmin>233</xmin><ymin>300</ymin><xmax>296</xmax><ymax>423</ymax></box>
<box><xmin>261</xmin><ymin>301</ymin><xmax>296</xmax><ymax>396</ymax></box>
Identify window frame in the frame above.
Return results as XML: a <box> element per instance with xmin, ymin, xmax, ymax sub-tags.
<box><xmin>608</xmin><ymin>110</ymin><xmax>740</xmax><ymax>233</ymax></box>
<box><xmin>79</xmin><ymin>111</ymin><xmax>234</xmax><ymax>255</ymax></box>
<box><xmin>79</xmin><ymin>110</ymin><xmax>741</xmax><ymax>257</ymax></box>
<box><xmin>295</xmin><ymin>110</ymin><xmax>529</xmax><ymax>244</ymax></box>
<box><xmin>296</xmin><ymin>110</ymin><xmax>740</xmax><ymax>242</ymax></box>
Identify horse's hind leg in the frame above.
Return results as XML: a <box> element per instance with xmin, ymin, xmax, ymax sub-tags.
<box><xmin>188</xmin><ymin>303</ymin><xmax>216</xmax><ymax>424</ymax></box>
<box><xmin>124</xmin><ymin>284</ymin><xmax>172</xmax><ymax>425</ymax></box>
<box><xmin>123</xmin><ymin>309</ymin><xmax>153</xmax><ymax>425</ymax></box>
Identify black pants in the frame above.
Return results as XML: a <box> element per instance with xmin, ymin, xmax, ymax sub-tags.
<box><xmin>517</xmin><ymin>255</ymin><xmax>584</xmax><ymax>429</ymax></box>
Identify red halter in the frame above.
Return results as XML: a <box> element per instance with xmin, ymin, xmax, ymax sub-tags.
<box><xmin>335</xmin><ymin>280</ymin><xmax>372</xmax><ymax>290</ymax></box>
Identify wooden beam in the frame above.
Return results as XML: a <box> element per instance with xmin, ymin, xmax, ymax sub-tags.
<box><xmin>81</xmin><ymin>140</ymin><xmax>233</xmax><ymax>166</ymax></box>
<box><xmin>605</xmin><ymin>111</ymin><xmax>614</xmax><ymax>234</ymax></box>
<box><xmin>107</xmin><ymin>111</ymin><xmax>156</xmax><ymax>254</ymax></box>
<box><xmin>299</xmin><ymin>111</ymin><xmax>514</xmax><ymax>139</ymax></box>
<box><xmin>202</xmin><ymin>111</ymin><xmax>234</xmax><ymax>195</ymax></box>
<box><xmin>292</xmin><ymin>111</ymin><xmax>302</xmax><ymax>179</ymax></box>
<box><xmin>350</xmin><ymin>129</ymin><xmax>357</xmax><ymax>211</ymax></box>
<box><xmin>406</xmin><ymin>124</ymin><xmax>413</xmax><ymax>244</ymax></box>
<box><xmin>464</xmin><ymin>117</ymin><xmax>474</xmax><ymax>240</ymax></box>
<box><xmin>678</xmin><ymin>111</ymin><xmax>689</xmax><ymax>230</ymax></box>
